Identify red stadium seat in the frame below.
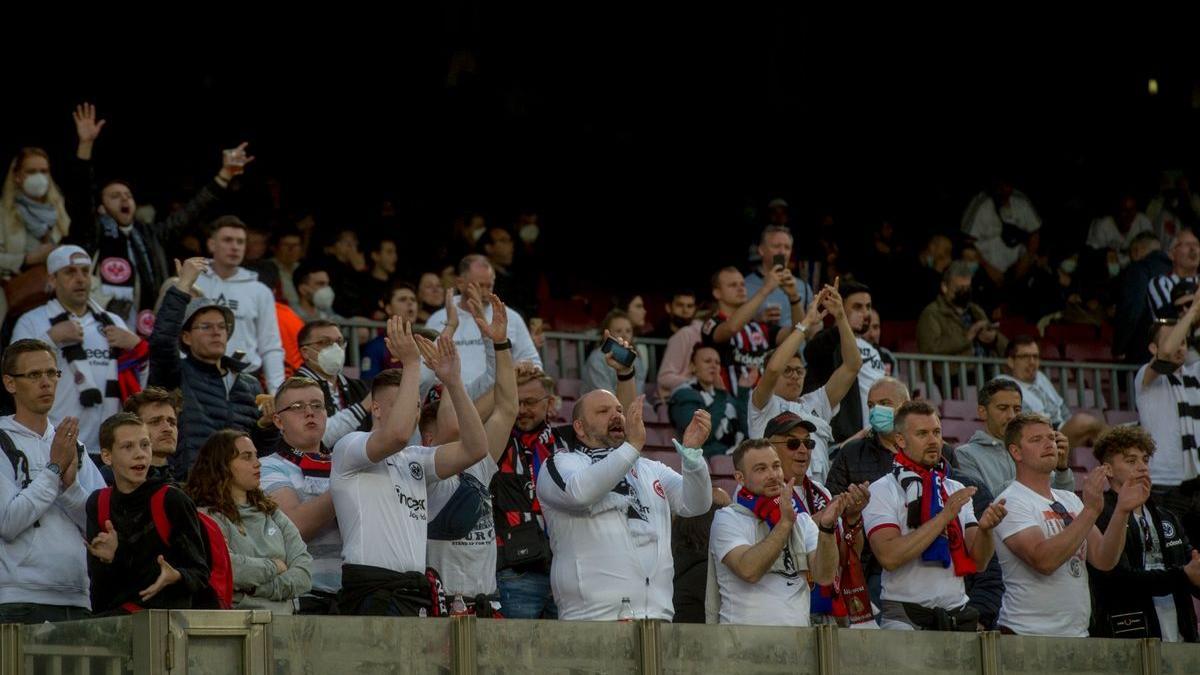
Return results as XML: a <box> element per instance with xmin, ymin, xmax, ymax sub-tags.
<box><xmin>643</xmin><ymin>450</ymin><xmax>682</xmax><ymax>472</ymax></box>
<box><xmin>709</xmin><ymin>455</ymin><xmax>735</xmax><ymax>477</ymax></box>
<box><xmin>1070</xmin><ymin>447</ymin><xmax>1099</xmax><ymax>472</ymax></box>
<box><xmin>940</xmin><ymin>399</ymin><xmax>978</xmax><ymax>421</ymax></box>
<box><xmin>714</xmin><ymin>478</ymin><xmax>739</xmax><ymax>498</ymax></box>
<box><xmin>1063</xmin><ymin>342</ymin><xmax>1113</xmax><ymax>363</ymax></box>
<box><xmin>557</xmin><ymin>378</ymin><xmax>582</xmax><ymax>400</ymax></box>
<box><xmin>940</xmin><ymin>419</ymin><xmax>984</xmax><ymax>445</ymax></box>
<box><xmin>645</xmin><ymin>426</ymin><xmax>676</xmax><ymax>448</ymax></box>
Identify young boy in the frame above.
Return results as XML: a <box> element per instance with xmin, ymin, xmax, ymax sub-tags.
<box><xmin>86</xmin><ymin>413</ymin><xmax>217</xmax><ymax>613</ymax></box>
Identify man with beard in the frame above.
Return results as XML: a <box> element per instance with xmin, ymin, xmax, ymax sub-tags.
<box><xmin>537</xmin><ymin>390</ymin><xmax>714</xmax><ymax>621</ymax></box>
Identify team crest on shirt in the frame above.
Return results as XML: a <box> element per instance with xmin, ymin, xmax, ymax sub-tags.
<box><xmin>653</xmin><ymin>480</ymin><xmax>665</xmax><ymax>499</ymax></box>
<box><xmin>409</xmin><ymin>462</ymin><xmax>424</xmax><ymax>480</ymax></box>
<box><xmin>1068</xmin><ymin>558</ymin><xmax>1083</xmax><ymax>578</ymax></box>
<box><xmin>1162</xmin><ymin>521</ymin><xmax>1175</xmax><ymax>539</ymax></box>
<box><xmin>99</xmin><ymin>257</ymin><xmax>132</xmax><ymax>284</ymax></box>
<box><xmin>136</xmin><ymin>310</ymin><xmax>156</xmax><ymax>336</ymax></box>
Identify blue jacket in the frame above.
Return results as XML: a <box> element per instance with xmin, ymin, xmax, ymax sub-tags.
<box><xmin>149</xmin><ymin>287</ymin><xmax>263</xmax><ymax>478</ymax></box>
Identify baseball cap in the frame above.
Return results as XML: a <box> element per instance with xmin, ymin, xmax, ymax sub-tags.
<box><xmin>763</xmin><ymin>411</ymin><xmax>817</xmax><ymax>438</ymax></box>
<box><xmin>46</xmin><ymin>245</ymin><xmax>92</xmax><ymax>275</ymax></box>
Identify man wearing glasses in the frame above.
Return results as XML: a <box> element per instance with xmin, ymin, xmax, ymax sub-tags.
<box><xmin>260</xmin><ymin>376</ymin><xmax>343</xmax><ymax>614</ymax></box>
<box><xmin>998</xmin><ymin>336</ymin><xmax>1105</xmax><ymax>449</ymax></box>
<box><xmin>149</xmin><ymin>257</ymin><xmax>263</xmax><ymax>479</ymax></box>
<box><xmin>294</xmin><ymin>320</ymin><xmax>371</xmax><ymax>449</ymax></box>
<box><xmin>12</xmin><ymin>245</ymin><xmax>145</xmax><ymax>458</ymax></box>
<box><xmin>993</xmin><ymin>412</ymin><xmax>1147</xmax><ymax>637</ymax></box>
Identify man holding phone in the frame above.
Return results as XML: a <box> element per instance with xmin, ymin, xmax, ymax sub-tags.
<box><xmin>744</xmin><ymin>226</ymin><xmax>812</xmax><ymax>328</ymax></box>
<box><xmin>917</xmin><ymin>261</ymin><xmax>1007</xmax><ymax>358</ymax></box>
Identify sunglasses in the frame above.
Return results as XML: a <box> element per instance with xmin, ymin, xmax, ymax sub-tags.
<box><xmin>1049</xmin><ymin>501</ymin><xmax>1074</xmax><ymax>527</ymax></box>
<box><xmin>773</xmin><ymin>437</ymin><xmax>816</xmax><ymax>451</ymax></box>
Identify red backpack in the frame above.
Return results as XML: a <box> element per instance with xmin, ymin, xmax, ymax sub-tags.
<box><xmin>96</xmin><ymin>485</ymin><xmax>234</xmax><ymax>611</ymax></box>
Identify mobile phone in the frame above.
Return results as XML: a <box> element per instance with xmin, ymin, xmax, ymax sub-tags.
<box><xmin>601</xmin><ymin>337</ymin><xmax>637</xmax><ymax>368</ymax></box>
<box><xmin>772</xmin><ymin>254</ymin><xmax>787</xmax><ymax>269</ymax></box>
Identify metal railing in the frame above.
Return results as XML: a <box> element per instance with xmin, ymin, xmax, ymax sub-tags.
<box><xmin>334</xmin><ymin>321</ymin><xmax>1141</xmax><ymax>411</ymax></box>
<box><xmin>4</xmin><ymin>611</ymin><xmax>1197</xmax><ymax>674</ymax></box>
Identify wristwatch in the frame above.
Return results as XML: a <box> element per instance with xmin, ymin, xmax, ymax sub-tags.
<box><xmin>794</xmin><ymin>323</ymin><xmax>808</xmax><ymax>338</ymax></box>
<box><xmin>46</xmin><ymin>462</ymin><xmax>62</xmax><ymax>477</ymax></box>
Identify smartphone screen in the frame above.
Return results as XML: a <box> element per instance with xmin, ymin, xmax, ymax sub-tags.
<box><xmin>601</xmin><ymin>337</ymin><xmax>637</xmax><ymax>368</ymax></box>
<box><xmin>772</xmin><ymin>254</ymin><xmax>787</xmax><ymax>269</ymax></box>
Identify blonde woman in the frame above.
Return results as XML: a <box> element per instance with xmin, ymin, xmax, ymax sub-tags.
<box><xmin>0</xmin><ymin>147</ymin><xmax>71</xmax><ymax>321</ymax></box>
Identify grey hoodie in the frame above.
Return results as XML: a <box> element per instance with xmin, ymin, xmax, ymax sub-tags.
<box><xmin>203</xmin><ymin>503</ymin><xmax>313</xmax><ymax>614</ymax></box>
<box><xmin>955</xmin><ymin>429</ymin><xmax>1075</xmax><ymax>498</ymax></box>
<box><xmin>194</xmin><ymin>267</ymin><xmax>285</xmax><ymax>392</ymax></box>
<box><xmin>0</xmin><ymin>416</ymin><xmax>107</xmax><ymax>608</ymax></box>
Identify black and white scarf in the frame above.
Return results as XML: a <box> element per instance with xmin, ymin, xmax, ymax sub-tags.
<box><xmin>575</xmin><ymin>443</ymin><xmax>657</xmax><ymax>547</ymax></box>
<box><xmin>1164</xmin><ymin>370</ymin><xmax>1200</xmax><ymax>455</ymax></box>
<box><xmin>48</xmin><ymin>300</ymin><xmax>120</xmax><ymax>407</ymax></box>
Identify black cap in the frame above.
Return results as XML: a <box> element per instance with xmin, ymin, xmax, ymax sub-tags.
<box><xmin>763</xmin><ymin>411</ymin><xmax>817</xmax><ymax>438</ymax></box>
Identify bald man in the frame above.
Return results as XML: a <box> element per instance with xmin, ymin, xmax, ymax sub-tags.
<box><xmin>537</xmin><ymin>388</ymin><xmax>714</xmax><ymax>621</ymax></box>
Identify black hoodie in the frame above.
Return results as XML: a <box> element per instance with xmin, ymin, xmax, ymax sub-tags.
<box><xmin>86</xmin><ymin>478</ymin><xmax>216</xmax><ymax>614</ymax></box>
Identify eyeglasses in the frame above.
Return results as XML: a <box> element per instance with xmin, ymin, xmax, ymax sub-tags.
<box><xmin>191</xmin><ymin>322</ymin><xmax>229</xmax><ymax>333</ymax></box>
<box><xmin>302</xmin><ymin>337</ymin><xmax>347</xmax><ymax>349</ymax></box>
<box><xmin>1049</xmin><ymin>501</ymin><xmax>1074</xmax><ymax>527</ymax></box>
<box><xmin>772</xmin><ymin>437</ymin><xmax>816</xmax><ymax>451</ymax></box>
<box><xmin>279</xmin><ymin>401</ymin><xmax>327</xmax><ymax>415</ymax></box>
<box><xmin>8</xmin><ymin>369</ymin><xmax>62</xmax><ymax>382</ymax></box>
<box><xmin>782</xmin><ymin>367</ymin><xmax>806</xmax><ymax>378</ymax></box>
<box><xmin>518</xmin><ymin>395</ymin><xmax>551</xmax><ymax>409</ymax></box>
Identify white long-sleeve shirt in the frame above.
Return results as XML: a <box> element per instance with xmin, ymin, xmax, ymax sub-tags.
<box><xmin>0</xmin><ymin>415</ymin><xmax>106</xmax><ymax>608</ymax></box>
<box><xmin>422</xmin><ymin>301</ymin><xmax>541</xmax><ymax>387</ymax></box>
<box><xmin>537</xmin><ymin>443</ymin><xmax>712</xmax><ymax>621</ymax></box>
<box><xmin>194</xmin><ymin>267</ymin><xmax>285</xmax><ymax>392</ymax></box>
<box><xmin>961</xmin><ymin>191</ymin><xmax>1042</xmax><ymax>273</ymax></box>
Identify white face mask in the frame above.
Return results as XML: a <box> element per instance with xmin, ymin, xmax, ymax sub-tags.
<box><xmin>22</xmin><ymin>173</ymin><xmax>49</xmax><ymax>199</ymax></box>
<box><xmin>519</xmin><ymin>224</ymin><xmax>540</xmax><ymax>243</ymax></box>
<box><xmin>317</xmin><ymin>343</ymin><xmax>345</xmax><ymax>376</ymax></box>
<box><xmin>312</xmin><ymin>286</ymin><xmax>335</xmax><ymax>311</ymax></box>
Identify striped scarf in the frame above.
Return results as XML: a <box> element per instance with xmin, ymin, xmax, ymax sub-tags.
<box><xmin>891</xmin><ymin>452</ymin><xmax>976</xmax><ymax>576</ymax></box>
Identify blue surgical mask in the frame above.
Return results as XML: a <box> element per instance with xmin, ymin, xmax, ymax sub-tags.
<box><xmin>869</xmin><ymin>405</ymin><xmax>895</xmax><ymax>434</ymax></box>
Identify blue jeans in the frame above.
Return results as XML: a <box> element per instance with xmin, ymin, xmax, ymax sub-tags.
<box><xmin>0</xmin><ymin>603</ymin><xmax>91</xmax><ymax>625</ymax></box>
<box><xmin>496</xmin><ymin>568</ymin><xmax>557</xmax><ymax>620</ymax></box>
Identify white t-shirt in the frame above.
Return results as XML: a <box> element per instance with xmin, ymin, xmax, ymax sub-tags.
<box><xmin>748</xmin><ymin>388</ymin><xmax>835</xmax><ymax>484</ymax></box>
<box><xmin>961</xmin><ymin>191</ymin><xmax>1042</xmax><ymax>273</ymax></box>
<box><xmin>993</xmin><ymin>481</ymin><xmax>1090</xmax><ymax>637</ymax></box>
<box><xmin>1086</xmin><ymin>213</ymin><xmax>1153</xmax><ymax>257</ymax></box>
<box><xmin>260</xmin><ymin>453</ymin><xmax>343</xmax><ymax>593</ymax></box>
<box><xmin>423</xmin><ymin>302</ymin><xmax>542</xmax><ymax>386</ymax></box>
<box><xmin>426</xmin><ymin>456</ymin><xmax>499</xmax><ymax>597</ymax></box>
<box><xmin>710</xmin><ymin>505</ymin><xmax>820</xmax><ymax>627</ymax></box>
<box><xmin>1135</xmin><ymin>361</ymin><xmax>1200</xmax><ymax>486</ymax></box>
<box><xmin>856</xmin><ymin>337</ymin><xmax>887</xmax><ymax>429</ymax></box>
<box><xmin>331</xmin><ymin>432</ymin><xmax>442</xmax><ymax>574</ymax></box>
<box><xmin>862</xmin><ymin>474</ymin><xmax>976</xmax><ymax>610</ymax></box>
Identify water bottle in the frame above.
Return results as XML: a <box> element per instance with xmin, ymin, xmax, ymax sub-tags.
<box><xmin>450</xmin><ymin>594</ymin><xmax>468</xmax><ymax>616</ymax></box>
<box><xmin>617</xmin><ymin>597</ymin><xmax>634</xmax><ymax>622</ymax></box>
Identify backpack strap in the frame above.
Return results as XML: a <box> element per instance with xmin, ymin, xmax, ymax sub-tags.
<box><xmin>97</xmin><ymin>487</ymin><xmax>113</xmax><ymax>527</ymax></box>
<box><xmin>0</xmin><ymin>430</ymin><xmax>31</xmax><ymax>489</ymax></box>
<box><xmin>149</xmin><ymin>485</ymin><xmax>173</xmax><ymax>544</ymax></box>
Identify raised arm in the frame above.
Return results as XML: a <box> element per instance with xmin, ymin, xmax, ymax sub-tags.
<box><xmin>712</xmin><ymin>269</ymin><xmax>781</xmax><ymax>344</ymax></box>
<box><xmin>753</xmin><ymin>289</ymin><xmax>828</xmax><ymax>410</ymax></box>
<box><xmin>467</xmin><ymin>294</ymin><xmax>518</xmax><ymax>462</ymax></box>
<box><xmin>421</xmin><ymin>334</ymin><xmax>488</xmax><ymax>480</ymax></box>
<box><xmin>363</xmin><ymin>318</ymin><xmax>422</xmax><ymax>463</ymax></box>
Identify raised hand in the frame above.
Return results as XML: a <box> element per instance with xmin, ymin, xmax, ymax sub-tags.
<box><xmin>1054</xmin><ymin>431</ymin><xmax>1071</xmax><ymax>470</ymax></box>
<box><xmin>820</xmin><ymin>279</ymin><xmax>846</xmax><ymax>321</ymax></box>
<box><xmin>219</xmin><ymin>142</ymin><xmax>255</xmax><ymax>179</ymax></box>
<box><xmin>602</xmin><ymin>329</ymin><xmax>636</xmax><ymax>376</ymax></box>
<box><xmin>814</xmin><ymin>493</ymin><xmax>849</xmax><ymax>530</ymax></box>
<box><xmin>1116</xmin><ymin>479</ymin><xmax>1151</xmax><ymax>514</ymax></box>
<box><xmin>1082</xmin><ymin>465</ymin><xmax>1110</xmax><ymax>513</ymax></box>
<box><xmin>977</xmin><ymin>498</ymin><xmax>1008</xmax><ymax>531</ymax></box>
<box><xmin>74</xmin><ymin>102</ymin><xmax>106</xmax><ymax>144</ymax></box>
<box><xmin>800</xmin><ymin>288</ymin><xmax>830</xmax><ymax>333</ymax></box>
<box><xmin>384</xmin><ymin>317</ymin><xmax>420</xmax><ymax>367</ymax></box>
<box><xmin>441</xmin><ymin>291</ymin><xmax>460</xmax><ymax>338</ymax></box>
<box><xmin>778</xmin><ymin>478</ymin><xmax>797</xmax><ymax>526</ymax></box>
<box><xmin>469</xmin><ymin>293</ymin><xmax>509</xmax><ymax>343</ymax></box>
<box><xmin>174</xmin><ymin>257</ymin><xmax>209</xmax><ymax>293</ymax></box>
<box><xmin>421</xmin><ymin>334</ymin><xmax>463</xmax><ymax>386</ymax></box>
<box><xmin>87</xmin><ymin>520</ymin><xmax>118</xmax><ymax>563</ymax></box>
<box><xmin>681</xmin><ymin>409</ymin><xmax>712</xmax><ymax>449</ymax></box>
<box><xmin>50</xmin><ymin>418</ymin><xmax>80</xmax><ymax>474</ymax></box>
<box><xmin>625</xmin><ymin>394</ymin><xmax>647</xmax><ymax>451</ymax></box>
<box><xmin>139</xmin><ymin>555</ymin><xmax>182</xmax><ymax>602</ymax></box>
<box><xmin>942</xmin><ymin>486</ymin><xmax>977</xmax><ymax>521</ymax></box>
<box><xmin>841</xmin><ymin>482</ymin><xmax>871</xmax><ymax>517</ymax></box>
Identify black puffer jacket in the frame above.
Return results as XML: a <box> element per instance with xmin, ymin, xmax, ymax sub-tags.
<box><xmin>149</xmin><ymin>286</ymin><xmax>262</xmax><ymax>479</ymax></box>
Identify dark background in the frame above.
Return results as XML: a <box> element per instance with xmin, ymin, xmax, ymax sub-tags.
<box><xmin>5</xmin><ymin>8</ymin><xmax>1199</xmax><ymax>302</ymax></box>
